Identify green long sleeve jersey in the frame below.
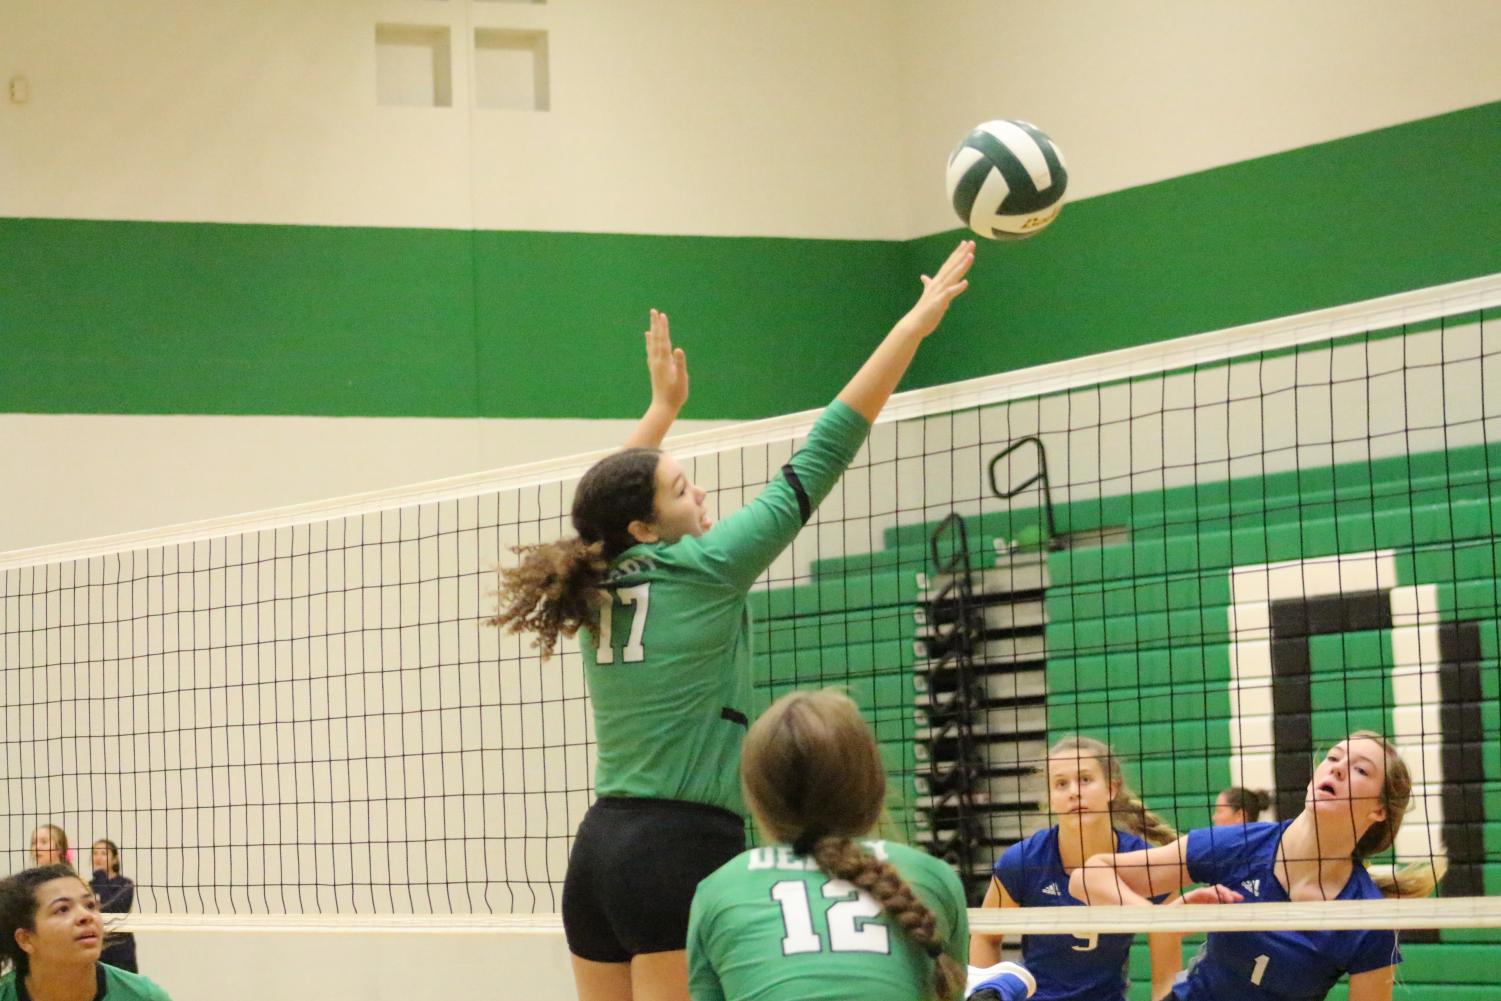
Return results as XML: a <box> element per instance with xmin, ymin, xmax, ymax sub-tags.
<box><xmin>0</xmin><ymin>965</ymin><xmax>171</xmax><ymax>1001</ymax></box>
<box><xmin>580</xmin><ymin>400</ymin><xmax>870</xmax><ymax>816</ymax></box>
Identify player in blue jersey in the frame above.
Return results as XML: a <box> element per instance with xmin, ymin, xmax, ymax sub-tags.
<box><xmin>493</xmin><ymin>242</ymin><xmax>977</xmax><ymax>1001</ymax></box>
<box><xmin>1070</xmin><ymin>731</ymin><xmax>1444</xmax><ymax>1001</ymax></box>
<box><xmin>688</xmin><ymin>688</ymin><xmax>1036</xmax><ymax>1001</ymax></box>
<box><xmin>972</xmin><ymin>736</ymin><xmax>1184</xmax><ymax>1000</ymax></box>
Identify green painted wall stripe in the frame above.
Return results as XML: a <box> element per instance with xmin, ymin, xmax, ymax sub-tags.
<box><xmin>3</xmin><ymin>101</ymin><xmax>1499</xmax><ymax>419</ymax></box>
<box><xmin>0</xmin><ymin>224</ymin><xmax>906</xmax><ymax>419</ymax></box>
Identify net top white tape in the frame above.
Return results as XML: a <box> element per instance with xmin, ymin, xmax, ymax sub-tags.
<box><xmin>114</xmin><ymin>898</ymin><xmax>1501</xmax><ymax>935</ymax></box>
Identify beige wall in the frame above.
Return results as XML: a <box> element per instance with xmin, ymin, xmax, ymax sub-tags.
<box><xmin>0</xmin><ymin>0</ymin><xmax>907</xmax><ymax>238</ymax></box>
<box><xmin>0</xmin><ymin>414</ymin><xmax>731</xmax><ymax>553</ymax></box>
<box><xmin>896</xmin><ymin>0</ymin><xmax>1501</xmax><ymax>234</ymax></box>
<box><xmin>5</xmin><ymin>1</ymin><xmax>1499</xmax><ymax>238</ymax></box>
<box><xmin>137</xmin><ymin>927</ymin><xmax>577</xmax><ymax>1001</ymax></box>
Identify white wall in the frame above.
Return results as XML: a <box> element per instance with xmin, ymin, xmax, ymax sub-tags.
<box><xmin>0</xmin><ymin>415</ymin><xmax>731</xmax><ymax>554</ymax></box>
<box><xmin>137</xmin><ymin>927</ymin><xmax>577</xmax><ymax>1001</ymax></box>
<box><xmin>5</xmin><ymin>1</ymin><xmax>1499</xmax><ymax>238</ymax></box>
<box><xmin>0</xmin><ymin>0</ymin><xmax>907</xmax><ymax>238</ymax></box>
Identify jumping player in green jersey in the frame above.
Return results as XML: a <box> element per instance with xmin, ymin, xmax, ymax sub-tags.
<box><xmin>492</xmin><ymin>240</ymin><xmax>976</xmax><ymax>1001</ymax></box>
<box><xmin>688</xmin><ymin>688</ymin><xmax>1035</xmax><ymax>1001</ymax></box>
<box><xmin>0</xmin><ymin>864</ymin><xmax>173</xmax><ymax>1001</ymax></box>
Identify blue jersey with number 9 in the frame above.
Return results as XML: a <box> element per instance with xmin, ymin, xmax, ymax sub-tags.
<box><xmin>1175</xmin><ymin>822</ymin><xmax>1400</xmax><ymax>1000</ymax></box>
<box><xmin>994</xmin><ymin>826</ymin><xmax>1158</xmax><ymax>1001</ymax></box>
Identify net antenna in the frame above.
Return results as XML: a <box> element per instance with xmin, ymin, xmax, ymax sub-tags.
<box><xmin>988</xmin><ymin>435</ymin><xmax>1060</xmax><ymax>550</ymax></box>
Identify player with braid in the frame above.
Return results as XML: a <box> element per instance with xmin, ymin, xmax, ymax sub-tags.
<box><xmin>973</xmin><ymin>736</ymin><xmax>1184</xmax><ymax>1001</ymax></box>
<box><xmin>1072</xmin><ymin>731</ymin><xmax>1444</xmax><ymax>1001</ymax></box>
<box><xmin>492</xmin><ymin>242</ymin><xmax>977</xmax><ymax>1001</ymax></box>
<box><xmin>688</xmin><ymin>688</ymin><xmax>1036</xmax><ymax>1001</ymax></box>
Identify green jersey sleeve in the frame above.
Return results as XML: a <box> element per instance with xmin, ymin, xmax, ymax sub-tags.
<box><xmin>688</xmin><ymin>880</ymin><xmax>729</xmax><ymax>1001</ymax></box>
<box><xmin>102</xmin><ymin>965</ymin><xmax>174</xmax><ymax>1000</ymax></box>
<box><xmin>680</xmin><ymin>400</ymin><xmax>870</xmax><ymax>591</ymax></box>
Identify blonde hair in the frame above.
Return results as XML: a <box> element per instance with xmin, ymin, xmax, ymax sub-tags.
<box><xmin>29</xmin><ymin>825</ymin><xmax>70</xmax><ymax>867</ymax></box>
<box><xmin>1344</xmin><ymin>731</ymin><xmax>1446</xmax><ymax>899</ymax></box>
<box><xmin>742</xmin><ymin>690</ymin><xmax>965</xmax><ymax>1001</ymax></box>
<box><xmin>1048</xmin><ymin>736</ymin><xmax>1177</xmax><ymax>846</ymax></box>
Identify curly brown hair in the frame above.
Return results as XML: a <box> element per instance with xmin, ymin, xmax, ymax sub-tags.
<box><xmin>743</xmin><ymin>690</ymin><xmax>965</xmax><ymax>1001</ymax></box>
<box><xmin>488</xmin><ymin>447</ymin><xmax>661</xmax><ymax>658</ymax></box>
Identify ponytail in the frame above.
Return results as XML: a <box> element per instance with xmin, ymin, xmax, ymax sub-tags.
<box><xmin>488</xmin><ymin>537</ymin><xmax>609</xmax><ymax>659</ymax></box>
<box><xmin>1223</xmin><ymin>786</ymin><xmax>1272</xmax><ymax>822</ymax></box>
<box><xmin>743</xmin><ymin>691</ymin><xmax>962</xmax><ymax>1000</ymax></box>
<box><xmin>1109</xmin><ymin>790</ymin><xmax>1179</xmax><ymax>847</ymax></box>
<box><xmin>807</xmin><ymin>836</ymin><xmax>966</xmax><ymax>1001</ymax></box>
<box><xmin>488</xmin><ymin>447</ymin><xmax>661</xmax><ymax>659</ymax></box>
<box><xmin>1371</xmin><ymin>858</ymin><xmax>1447</xmax><ymax>900</ymax></box>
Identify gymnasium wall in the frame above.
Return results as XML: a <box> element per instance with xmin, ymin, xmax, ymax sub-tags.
<box><xmin>5</xmin><ymin>1</ymin><xmax>1501</xmax><ymax>553</ymax></box>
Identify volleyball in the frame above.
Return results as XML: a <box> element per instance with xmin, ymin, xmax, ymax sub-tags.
<box><xmin>946</xmin><ymin>119</ymin><xmax>1068</xmax><ymax>240</ymax></box>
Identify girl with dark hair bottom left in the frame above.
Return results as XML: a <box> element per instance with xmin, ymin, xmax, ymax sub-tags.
<box><xmin>688</xmin><ymin>689</ymin><xmax>1036</xmax><ymax>1001</ymax></box>
<box><xmin>0</xmin><ymin>864</ymin><xmax>171</xmax><ymax>1001</ymax></box>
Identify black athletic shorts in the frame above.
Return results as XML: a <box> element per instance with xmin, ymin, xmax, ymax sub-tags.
<box><xmin>562</xmin><ymin>796</ymin><xmax>745</xmax><ymax>962</ymax></box>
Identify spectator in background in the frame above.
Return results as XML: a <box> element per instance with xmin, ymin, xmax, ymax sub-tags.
<box><xmin>29</xmin><ymin>826</ymin><xmax>70</xmax><ymax>869</ymax></box>
<box><xmin>90</xmin><ymin>840</ymin><xmax>138</xmax><ymax>973</ymax></box>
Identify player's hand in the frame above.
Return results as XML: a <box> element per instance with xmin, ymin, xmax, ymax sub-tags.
<box><xmin>1177</xmin><ymin>884</ymin><xmax>1244</xmax><ymax>906</ymax></box>
<box><xmin>644</xmin><ymin>308</ymin><xmax>688</xmax><ymax>412</ymax></box>
<box><xmin>897</xmin><ymin>239</ymin><xmax>975</xmax><ymax>340</ymax></box>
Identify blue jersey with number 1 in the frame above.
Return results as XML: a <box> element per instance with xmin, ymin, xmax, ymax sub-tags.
<box><xmin>1174</xmin><ymin>821</ymin><xmax>1400</xmax><ymax>1001</ymax></box>
<box><xmin>994</xmin><ymin>826</ymin><xmax>1156</xmax><ymax>1001</ymax></box>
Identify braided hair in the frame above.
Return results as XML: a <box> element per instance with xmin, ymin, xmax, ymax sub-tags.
<box><xmin>743</xmin><ymin>690</ymin><xmax>965</xmax><ymax>1001</ymax></box>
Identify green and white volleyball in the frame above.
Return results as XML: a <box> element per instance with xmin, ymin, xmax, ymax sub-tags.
<box><xmin>946</xmin><ymin>120</ymin><xmax>1069</xmax><ymax>240</ymax></box>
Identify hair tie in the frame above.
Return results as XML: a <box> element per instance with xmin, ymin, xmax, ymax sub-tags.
<box><xmin>924</xmin><ymin>940</ymin><xmax>944</xmax><ymax>959</ymax></box>
<box><xmin>791</xmin><ymin>828</ymin><xmax>824</xmax><ymax>856</ymax></box>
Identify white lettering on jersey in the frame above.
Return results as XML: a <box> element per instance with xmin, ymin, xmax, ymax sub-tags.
<box><xmin>746</xmin><ymin>847</ymin><xmax>816</xmax><ymax>872</ymax></box>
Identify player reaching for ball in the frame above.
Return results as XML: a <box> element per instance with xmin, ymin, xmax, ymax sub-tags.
<box><xmin>1070</xmin><ymin>731</ymin><xmax>1444</xmax><ymax>1001</ymax></box>
<box><xmin>490</xmin><ymin>241</ymin><xmax>976</xmax><ymax>1001</ymax></box>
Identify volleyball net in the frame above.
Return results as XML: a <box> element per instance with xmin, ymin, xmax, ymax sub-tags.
<box><xmin>3</xmin><ymin>276</ymin><xmax>1501</xmax><ymax>969</ymax></box>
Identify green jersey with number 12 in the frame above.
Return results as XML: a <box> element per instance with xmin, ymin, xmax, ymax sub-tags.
<box><xmin>580</xmin><ymin>400</ymin><xmax>870</xmax><ymax>816</ymax></box>
<box><xmin>688</xmin><ymin>839</ymin><xmax>970</xmax><ymax>1001</ymax></box>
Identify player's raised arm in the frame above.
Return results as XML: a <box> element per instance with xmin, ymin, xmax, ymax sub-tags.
<box><xmin>694</xmin><ymin>240</ymin><xmax>977</xmax><ymax>590</ymax></box>
<box><xmin>624</xmin><ymin>308</ymin><xmax>689</xmax><ymax>449</ymax></box>
<box><xmin>837</xmin><ymin>239</ymin><xmax>974</xmax><ymax>422</ymax></box>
